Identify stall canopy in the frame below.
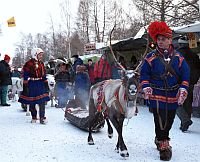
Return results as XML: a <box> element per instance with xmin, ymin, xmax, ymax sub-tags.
<box><xmin>109</xmin><ymin>37</ymin><xmax>147</xmax><ymax>52</ymax></box>
<box><xmin>173</xmin><ymin>21</ymin><xmax>200</xmax><ymax>33</ymax></box>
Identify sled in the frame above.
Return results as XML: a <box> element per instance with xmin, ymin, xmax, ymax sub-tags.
<box><xmin>64</xmin><ymin>104</ymin><xmax>105</xmax><ymax>132</ymax></box>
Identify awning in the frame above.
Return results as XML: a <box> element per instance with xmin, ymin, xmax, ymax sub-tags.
<box><xmin>173</xmin><ymin>21</ymin><xmax>200</xmax><ymax>33</ymax></box>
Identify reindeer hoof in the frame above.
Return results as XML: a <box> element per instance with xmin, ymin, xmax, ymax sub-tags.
<box><xmin>114</xmin><ymin>147</ymin><xmax>119</xmax><ymax>153</ymax></box>
<box><xmin>88</xmin><ymin>140</ymin><xmax>94</xmax><ymax>145</ymax></box>
<box><xmin>26</xmin><ymin>112</ymin><xmax>30</xmax><ymax>116</ymax></box>
<box><xmin>120</xmin><ymin>150</ymin><xmax>129</xmax><ymax>158</ymax></box>
<box><xmin>108</xmin><ymin>133</ymin><xmax>113</xmax><ymax>138</ymax></box>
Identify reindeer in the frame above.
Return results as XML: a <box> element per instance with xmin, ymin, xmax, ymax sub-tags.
<box><xmin>46</xmin><ymin>74</ymin><xmax>56</xmax><ymax>107</ymax></box>
<box><xmin>87</xmin><ymin>70</ymin><xmax>139</xmax><ymax>158</ymax></box>
<box><xmin>8</xmin><ymin>77</ymin><xmax>23</xmax><ymax>101</ymax></box>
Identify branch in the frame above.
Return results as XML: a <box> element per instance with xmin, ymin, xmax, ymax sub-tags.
<box><xmin>182</xmin><ymin>0</ymin><xmax>199</xmax><ymax>11</ymax></box>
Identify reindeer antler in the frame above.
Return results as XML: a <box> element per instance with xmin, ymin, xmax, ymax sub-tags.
<box><xmin>133</xmin><ymin>26</ymin><xmax>150</xmax><ymax>73</ymax></box>
<box><xmin>109</xmin><ymin>25</ymin><xmax>126</xmax><ymax>71</ymax></box>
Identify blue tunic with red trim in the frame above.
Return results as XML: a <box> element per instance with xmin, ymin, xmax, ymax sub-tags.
<box><xmin>18</xmin><ymin>58</ymin><xmax>50</xmax><ymax>105</ymax></box>
<box><xmin>140</xmin><ymin>49</ymin><xmax>190</xmax><ymax>110</ymax></box>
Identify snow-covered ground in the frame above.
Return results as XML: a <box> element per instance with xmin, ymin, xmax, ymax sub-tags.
<box><xmin>0</xmin><ymin>101</ymin><xmax>200</xmax><ymax>162</ymax></box>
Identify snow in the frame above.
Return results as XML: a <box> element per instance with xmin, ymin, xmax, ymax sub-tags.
<box><xmin>0</xmin><ymin>101</ymin><xmax>200</xmax><ymax>162</ymax></box>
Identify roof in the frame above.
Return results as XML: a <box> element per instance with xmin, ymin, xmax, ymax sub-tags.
<box><xmin>106</xmin><ymin>37</ymin><xmax>147</xmax><ymax>52</ymax></box>
<box><xmin>173</xmin><ymin>21</ymin><xmax>200</xmax><ymax>33</ymax></box>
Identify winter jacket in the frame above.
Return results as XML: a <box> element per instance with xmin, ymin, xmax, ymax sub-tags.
<box><xmin>111</xmin><ymin>62</ymin><xmax>121</xmax><ymax>79</ymax></box>
<box><xmin>140</xmin><ymin>48</ymin><xmax>190</xmax><ymax>110</ymax></box>
<box><xmin>12</xmin><ymin>70</ymin><xmax>21</xmax><ymax>78</ymax></box>
<box><xmin>72</xmin><ymin>58</ymin><xmax>83</xmax><ymax>73</ymax></box>
<box><xmin>55</xmin><ymin>71</ymin><xmax>71</xmax><ymax>83</ymax></box>
<box><xmin>87</xmin><ymin>64</ymin><xmax>95</xmax><ymax>84</ymax></box>
<box><xmin>177</xmin><ymin>47</ymin><xmax>200</xmax><ymax>85</ymax></box>
<box><xmin>0</xmin><ymin>60</ymin><xmax>12</xmax><ymax>86</ymax></box>
<box><xmin>74</xmin><ymin>72</ymin><xmax>90</xmax><ymax>94</ymax></box>
<box><xmin>94</xmin><ymin>58</ymin><xmax>111</xmax><ymax>82</ymax></box>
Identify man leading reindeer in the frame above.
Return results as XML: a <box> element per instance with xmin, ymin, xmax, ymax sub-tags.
<box><xmin>140</xmin><ymin>21</ymin><xmax>190</xmax><ymax>161</ymax></box>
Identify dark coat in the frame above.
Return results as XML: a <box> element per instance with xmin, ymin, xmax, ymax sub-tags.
<box><xmin>72</xmin><ymin>58</ymin><xmax>83</xmax><ymax>73</ymax></box>
<box><xmin>177</xmin><ymin>47</ymin><xmax>200</xmax><ymax>85</ymax></box>
<box><xmin>0</xmin><ymin>60</ymin><xmax>12</xmax><ymax>86</ymax></box>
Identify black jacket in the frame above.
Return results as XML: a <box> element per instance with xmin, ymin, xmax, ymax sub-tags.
<box><xmin>177</xmin><ymin>47</ymin><xmax>200</xmax><ymax>85</ymax></box>
<box><xmin>0</xmin><ymin>60</ymin><xmax>12</xmax><ymax>86</ymax></box>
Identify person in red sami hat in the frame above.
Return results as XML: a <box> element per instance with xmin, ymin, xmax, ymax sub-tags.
<box><xmin>0</xmin><ymin>54</ymin><xmax>12</xmax><ymax>106</ymax></box>
<box><xmin>140</xmin><ymin>21</ymin><xmax>190</xmax><ymax>161</ymax></box>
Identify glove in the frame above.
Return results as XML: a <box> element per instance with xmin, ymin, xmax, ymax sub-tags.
<box><xmin>177</xmin><ymin>88</ymin><xmax>188</xmax><ymax>105</ymax></box>
<box><xmin>44</xmin><ymin>81</ymin><xmax>49</xmax><ymax>93</ymax></box>
<box><xmin>143</xmin><ymin>87</ymin><xmax>153</xmax><ymax>100</ymax></box>
<box><xmin>23</xmin><ymin>83</ymin><xmax>29</xmax><ymax>96</ymax></box>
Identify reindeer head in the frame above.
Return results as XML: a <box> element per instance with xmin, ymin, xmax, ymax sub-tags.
<box><xmin>121</xmin><ymin>70</ymin><xmax>139</xmax><ymax>101</ymax></box>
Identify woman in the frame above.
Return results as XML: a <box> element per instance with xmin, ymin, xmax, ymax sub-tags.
<box><xmin>18</xmin><ymin>48</ymin><xmax>50</xmax><ymax>124</ymax></box>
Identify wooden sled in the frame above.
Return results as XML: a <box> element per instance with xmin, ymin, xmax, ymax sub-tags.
<box><xmin>65</xmin><ymin>107</ymin><xmax>105</xmax><ymax>132</ymax></box>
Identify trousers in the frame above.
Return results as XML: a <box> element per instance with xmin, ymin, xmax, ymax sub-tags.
<box><xmin>152</xmin><ymin>108</ymin><xmax>176</xmax><ymax>141</ymax></box>
<box><xmin>30</xmin><ymin>103</ymin><xmax>45</xmax><ymax>119</ymax></box>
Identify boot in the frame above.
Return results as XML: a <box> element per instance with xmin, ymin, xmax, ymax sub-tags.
<box><xmin>40</xmin><ymin>117</ymin><xmax>47</xmax><ymax>124</ymax></box>
<box><xmin>154</xmin><ymin>137</ymin><xmax>161</xmax><ymax>151</ymax></box>
<box><xmin>159</xmin><ymin>140</ymin><xmax>172</xmax><ymax>161</ymax></box>
<box><xmin>180</xmin><ymin>120</ymin><xmax>193</xmax><ymax>132</ymax></box>
<box><xmin>31</xmin><ymin>117</ymin><xmax>37</xmax><ymax>123</ymax></box>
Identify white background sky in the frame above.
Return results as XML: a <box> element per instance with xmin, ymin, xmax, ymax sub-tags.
<box><xmin>0</xmin><ymin>0</ymin><xmax>79</xmax><ymax>59</ymax></box>
<box><xmin>0</xmin><ymin>0</ymin><xmax>134</xmax><ymax>60</ymax></box>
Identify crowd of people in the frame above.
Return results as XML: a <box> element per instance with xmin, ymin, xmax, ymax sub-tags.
<box><xmin>0</xmin><ymin>20</ymin><xmax>200</xmax><ymax>161</ymax></box>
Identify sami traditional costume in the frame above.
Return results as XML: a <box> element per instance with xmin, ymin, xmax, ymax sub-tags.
<box><xmin>140</xmin><ymin>46</ymin><xmax>190</xmax><ymax>110</ymax></box>
<box><xmin>18</xmin><ymin>58</ymin><xmax>50</xmax><ymax>104</ymax></box>
<box><xmin>18</xmin><ymin>48</ymin><xmax>50</xmax><ymax>124</ymax></box>
<box><xmin>140</xmin><ymin>21</ymin><xmax>190</xmax><ymax>161</ymax></box>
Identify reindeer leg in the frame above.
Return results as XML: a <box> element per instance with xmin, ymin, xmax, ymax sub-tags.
<box><xmin>115</xmin><ymin>137</ymin><xmax>120</xmax><ymax>153</ymax></box>
<box><xmin>36</xmin><ymin>104</ymin><xmax>39</xmax><ymax>120</ymax></box>
<box><xmin>106</xmin><ymin>118</ymin><xmax>113</xmax><ymax>138</ymax></box>
<box><xmin>88</xmin><ymin>97</ymin><xmax>96</xmax><ymax>145</ymax></box>
<box><xmin>109</xmin><ymin>113</ymin><xmax>129</xmax><ymax>158</ymax></box>
<box><xmin>50</xmin><ymin>92</ymin><xmax>54</xmax><ymax>107</ymax></box>
<box><xmin>26</xmin><ymin>104</ymin><xmax>30</xmax><ymax>116</ymax></box>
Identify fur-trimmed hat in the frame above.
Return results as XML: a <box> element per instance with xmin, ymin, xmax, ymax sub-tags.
<box><xmin>31</xmin><ymin>48</ymin><xmax>44</xmax><ymax>60</ymax></box>
<box><xmin>4</xmin><ymin>54</ymin><xmax>10</xmax><ymax>61</ymax></box>
<box><xmin>148</xmin><ymin>21</ymin><xmax>172</xmax><ymax>42</ymax></box>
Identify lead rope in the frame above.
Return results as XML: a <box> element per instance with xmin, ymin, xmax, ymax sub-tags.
<box><xmin>157</xmin><ymin>76</ymin><xmax>169</xmax><ymax>131</ymax></box>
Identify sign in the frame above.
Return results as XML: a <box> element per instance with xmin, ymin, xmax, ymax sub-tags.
<box><xmin>187</xmin><ymin>33</ymin><xmax>197</xmax><ymax>48</ymax></box>
<box><xmin>7</xmin><ymin>17</ymin><xmax>16</xmax><ymax>27</ymax></box>
<box><xmin>84</xmin><ymin>43</ymin><xmax>96</xmax><ymax>52</ymax></box>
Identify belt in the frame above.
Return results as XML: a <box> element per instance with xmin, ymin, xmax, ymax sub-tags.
<box><xmin>29</xmin><ymin>77</ymin><xmax>42</xmax><ymax>81</ymax></box>
<box><xmin>150</xmin><ymin>84</ymin><xmax>179</xmax><ymax>91</ymax></box>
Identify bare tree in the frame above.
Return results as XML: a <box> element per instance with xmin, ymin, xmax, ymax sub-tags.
<box><xmin>76</xmin><ymin>0</ymin><xmax>91</xmax><ymax>43</ymax></box>
<box><xmin>132</xmin><ymin>0</ymin><xmax>200</xmax><ymax>26</ymax></box>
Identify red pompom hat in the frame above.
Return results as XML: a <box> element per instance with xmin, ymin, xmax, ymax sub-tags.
<box><xmin>148</xmin><ymin>21</ymin><xmax>172</xmax><ymax>42</ymax></box>
<box><xmin>4</xmin><ymin>54</ymin><xmax>11</xmax><ymax>61</ymax></box>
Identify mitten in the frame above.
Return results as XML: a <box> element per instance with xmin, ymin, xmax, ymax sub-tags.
<box><xmin>177</xmin><ymin>88</ymin><xmax>188</xmax><ymax>105</ymax></box>
<box><xmin>143</xmin><ymin>87</ymin><xmax>153</xmax><ymax>100</ymax></box>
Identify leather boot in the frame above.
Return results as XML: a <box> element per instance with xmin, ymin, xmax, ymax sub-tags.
<box><xmin>159</xmin><ymin>140</ymin><xmax>172</xmax><ymax>161</ymax></box>
<box><xmin>154</xmin><ymin>137</ymin><xmax>161</xmax><ymax>151</ymax></box>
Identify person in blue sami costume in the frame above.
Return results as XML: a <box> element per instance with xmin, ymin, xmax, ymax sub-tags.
<box><xmin>140</xmin><ymin>21</ymin><xmax>190</xmax><ymax>161</ymax></box>
<box><xmin>18</xmin><ymin>48</ymin><xmax>50</xmax><ymax>124</ymax></box>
